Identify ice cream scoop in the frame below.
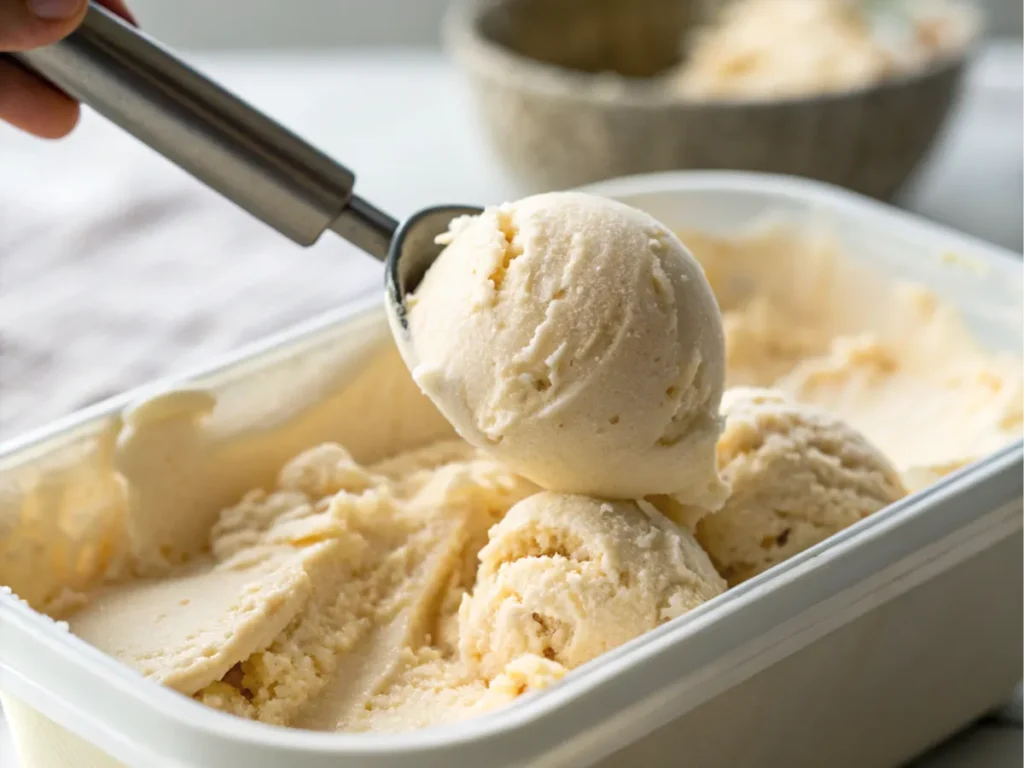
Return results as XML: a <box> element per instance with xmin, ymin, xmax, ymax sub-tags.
<box><xmin>458</xmin><ymin>492</ymin><xmax>726</xmax><ymax>677</ymax></box>
<box><xmin>8</xmin><ymin>2</ymin><xmax>477</xmax><ymax>356</ymax></box>
<box><xmin>695</xmin><ymin>387</ymin><xmax>907</xmax><ymax>585</ymax></box>
<box><xmin>404</xmin><ymin>192</ymin><xmax>729</xmax><ymax>504</ymax></box>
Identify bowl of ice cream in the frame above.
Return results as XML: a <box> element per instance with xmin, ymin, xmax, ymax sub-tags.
<box><xmin>445</xmin><ymin>0</ymin><xmax>980</xmax><ymax>200</ymax></box>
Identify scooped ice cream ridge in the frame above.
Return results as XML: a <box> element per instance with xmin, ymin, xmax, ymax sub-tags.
<box><xmin>695</xmin><ymin>388</ymin><xmax>907</xmax><ymax>585</ymax></box>
<box><xmin>459</xmin><ymin>492</ymin><xmax>726</xmax><ymax>676</ymax></box>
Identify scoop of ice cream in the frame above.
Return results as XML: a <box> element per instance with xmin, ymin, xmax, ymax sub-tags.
<box><xmin>406</xmin><ymin>191</ymin><xmax>727</xmax><ymax>506</ymax></box>
<box><xmin>695</xmin><ymin>388</ymin><xmax>907</xmax><ymax>585</ymax></box>
<box><xmin>458</xmin><ymin>492</ymin><xmax>726</xmax><ymax>677</ymax></box>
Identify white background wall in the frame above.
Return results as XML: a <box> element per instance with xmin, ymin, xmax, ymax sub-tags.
<box><xmin>127</xmin><ymin>0</ymin><xmax>1021</xmax><ymax>50</ymax></box>
<box><xmin>127</xmin><ymin>0</ymin><xmax>450</xmax><ymax>48</ymax></box>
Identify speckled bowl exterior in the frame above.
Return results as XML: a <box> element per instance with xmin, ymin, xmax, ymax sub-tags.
<box><xmin>445</xmin><ymin>0</ymin><xmax>977</xmax><ymax>200</ymax></box>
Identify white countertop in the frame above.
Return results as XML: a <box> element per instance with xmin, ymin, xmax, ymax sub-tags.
<box><xmin>0</xmin><ymin>45</ymin><xmax>1021</xmax><ymax>767</ymax></box>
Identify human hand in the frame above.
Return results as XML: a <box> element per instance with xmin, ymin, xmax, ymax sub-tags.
<box><xmin>0</xmin><ymin>0</ymin><xmax>134</xmax><ymax>138</ymax></box>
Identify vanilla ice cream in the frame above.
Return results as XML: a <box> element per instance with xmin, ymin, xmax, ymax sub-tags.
<box><xmin>407</xmin><ymin>191</ymin><xmax>728</xmax><ymax>508</ymax></box>
<box><xmin>684</xmin><ymin>223</ymin><xmax>1023</xmax><ymax>488</ymax></box>
<box><xmin>46</xmin><ymin>434</ymin><xmax>726</xmax><ymax>735</ymax></box>
<box><xmin>675</xmin><ymin>0</ymin><xmax>974</xmax><ymax>99</ymax></box>
<box><xmin>458</xmin><ymin>492</ymin><xmax>726</xmax><ymax>677</ymax></box>
<box><xmin>69</xmin><ymin>438</ymin><xmax>539</xmax><ymax>728</ymax></box>
<box><xmin>695</xmin><ymin>388</ymin><xmax>907</xmax><ymax>585</ymax></box>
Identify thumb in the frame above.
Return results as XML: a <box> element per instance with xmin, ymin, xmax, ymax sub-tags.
<box><xmin>0</xmin><ymin>0</ymin><xmax>87</xmax><ymax>53</ymax></box>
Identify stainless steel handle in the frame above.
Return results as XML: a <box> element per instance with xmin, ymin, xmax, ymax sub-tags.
<box><xmin>9</xmin><ymin>2</ymin><xmax>396</xmax><ymax>255</ymax></box>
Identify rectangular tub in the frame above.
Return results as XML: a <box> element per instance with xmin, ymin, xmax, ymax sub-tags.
<box><xmin>1</xmin><ymin>172</ymin><xmax>1021</xmax><ymax>768</ymax></box>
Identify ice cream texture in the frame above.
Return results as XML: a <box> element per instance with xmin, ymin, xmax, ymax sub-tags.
<box><xmin>0</xmin><ymin>212</ymin><xmax>1020</xmax><ymax>736</ymax></box>
<box><xmin>75</xmin><ymin>439</ymin><xmax>547</xmax><ymax>729</ymax></box>
<box><xmin>687</xmin><ymin>224</ymin><xmax>1023</xmax><ymax>488</ymax></box>
<box><xmin>674</xmin><ymin>0</ymin><xmax>975</xmax><ymax>99</ymax></box>
<box><xmin>71</xmin><ymin>442</ymin><xmax>723</xmax><ymax>733</ymax></box>
<box><xmin>406</xmin><ymin>191</ymin><xmax>728</xmax><ymax>509</ymax></box>
<box><xmin>695</xmin><ymin>388</ymin><xmax>907</xmax><ymax>585</ymax></box>
<box><xmin>459</xmin><ymin>492</ymin><xmax>726</xmax><ymax>677</ymax></box>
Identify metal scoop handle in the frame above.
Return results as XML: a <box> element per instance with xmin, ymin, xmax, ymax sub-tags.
<box><xmin>8</xmin><ymin>2</ymin><xmax>396</xmax><ymax>257</ymax></box>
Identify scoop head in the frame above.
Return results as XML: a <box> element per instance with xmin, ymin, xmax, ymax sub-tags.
<box><xmin>385</xmin><ymin>204</ymin><xmax>483</xmax><ymax>364</ymax></box>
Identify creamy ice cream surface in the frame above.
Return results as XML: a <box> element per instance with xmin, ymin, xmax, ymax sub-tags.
<box><xmin>675</xmin><ymin>0</ymin><xmax>975</xmax><ymax>99</ymax></box>
<box><xmin>684</xmin><ymin>223</ymin><xmax>1023</xmax><ymax>490</ymax></box>
<box><xmin>46</xmin><ymin>437</ymin><xmax>724</xmax><ymax>734</ymax></box>
<box><xmin>72</xmin><ymin>439</ymin><xmax>546</xmax><ymax>729</ymax></box>
<box><xmin>459</xmin><ymin>492</ymin><xmax>726</xmax><ymax>677</ymax></box>
<box><xmin>334</xmin><ymin>492</ymin><xmax>723</xmax><ymax>733</ymax></box>
<box><xmin>695</xmin><ymin>388</ymin><xmax>907</xmax><ymax>585</ymax></box>
<box><xmin>407</xmin><ymin>191</ymin><xmax>728</xmax><ymax>509</ymax></box>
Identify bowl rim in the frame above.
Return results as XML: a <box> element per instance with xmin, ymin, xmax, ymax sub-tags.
<box><xmin>443</xmin><ymin>0</ymin><xmax>983</xmax><ymax>109</ymax></box>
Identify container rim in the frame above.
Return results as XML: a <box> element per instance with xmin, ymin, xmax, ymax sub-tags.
<box><xmin>0</xmin><ymin>292</ymin><xmax>385</xmax><ymax>462</ymax></box>
<box><xmin>584</xmin><ymin>169</ymin><xmax>1024</xmax><ymax>270</ymax></box>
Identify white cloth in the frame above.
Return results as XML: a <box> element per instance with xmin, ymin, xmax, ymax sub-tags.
<box><xmin>0</xmin><ymin>51</ymin><xmax>524</xmax><ymax>440</ymax></box>
<box><xmin>0</xmin><ymin>46</ymin><xmax>1020</xmax><ymax>768</ymax></box>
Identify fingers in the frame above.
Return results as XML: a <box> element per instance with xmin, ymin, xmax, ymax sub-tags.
<box><xmin>0</xmin><ymin>0</ymin><xmax>84</xmax><ymax>137</ymax></box>
<box><xmin>0</xmin><ymin>0</ymin><xmax>88</xmax><ymax>52</ymax></box>
<box><xmin>0</xmin><ymin>0</ymin><xmax>136</xmax><ymax>138</ymax></box>
<box><xmin>0</xmin><ymin>58</ymin><xmax>80</xmax><ymax>138</ymax></box>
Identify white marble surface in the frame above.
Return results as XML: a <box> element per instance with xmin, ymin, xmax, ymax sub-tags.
<box><xmin>0</xmin><ymin>45</ymin><xmax>1021</xmax><ymax>767</ymax></box>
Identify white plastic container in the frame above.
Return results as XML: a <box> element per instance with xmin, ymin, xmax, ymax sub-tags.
<box><xmin>1</xmin><ymin>172</ymin><xmax>1021</xmax><ymax>768</ymax></box>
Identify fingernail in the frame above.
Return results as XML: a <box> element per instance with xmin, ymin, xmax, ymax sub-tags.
<box><xmin>26</xmin><ymin>0</ymin><xmax>84</xmax><ymax>21</ymax></box>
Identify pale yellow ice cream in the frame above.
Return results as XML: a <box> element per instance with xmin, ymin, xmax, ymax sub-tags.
<box><xmin>333</xmin><ymin>651</ymin><xmax>567</xmax><ymax>733</ymax></box>
<box><xmin>684</xmin><ymin>224</ymin><xmax>1023</xmax><ymax>490</ymax></box>
<box><xmin>458</xmin><ymin>492</ymin><xmax>726</xmax><ymax>677</ymax></box>
<box><xmin>334</xmin><ymin>491</ymin><xmax>722</xmax><ymax>733</ymax></box>
<box><xmin>695</xmin><ymin>388</ymin><xmax>907</xmax><ymax>585</ymax></box>
<box><xmin>71</xmin><ymin>439</ymin><xmax>539</xmax><ymax>727</ymax></box>
<box><xmin>194</xmin><ymin>441</ymin><xmax>539</xmax><ymax>728</ymax></box>
<box><xmin>675</xmin><ymin>0</ymin><xmax>974</xmax><ymax>99</ymax></box>
<box><xmin>54</xmin><ymin>439</ymin><xmax>724</xmax><ymax>735</ymax></box>
<box><xmin>406</xmin><ymin>191</ymin><xmax>728</xmax><ymax>508</ymax></box>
